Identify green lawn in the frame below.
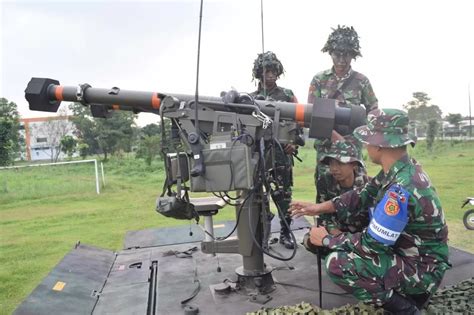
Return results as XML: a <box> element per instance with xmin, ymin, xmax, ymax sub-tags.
<box><xmin>1</xmin><ymin>140</ymin><xmax>473</xmax><ymax>314</ymax></box>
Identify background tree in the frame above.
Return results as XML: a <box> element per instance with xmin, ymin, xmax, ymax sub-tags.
<box><xmin>445</xmin><ymin>113</ymin><xmax>463</xmax><ymax>129</ymax></box>
<box><xmin>136</xmin><ymin>123</ymin><xmax>162</xmax><ymax>166</ymax></box>
<box><xmin>60</xmin><ymin>135</ymin><xmax>77</xmax><ymax>159</ymax></box>
<box><xmin>69</xmin><ymin>103</ymin><xmax>136</xmax><ymax>160</ymax></box>
<box><xmin>426</xmin><ymin>119</ymin><xmax>439</xmax><ymax>151</ymax></box>
<box><xmin>69</xmin><ymin>102</ymin><xmax>100</xmax><ymax>156</ymax></box>
<box><xmin>95</xmin><ymin>111</ymin><xmax>136</xmax><ymax>160</ymax></box>
<box><xmin>77</xmin><ymin>142</ymin><xmax>89</xmax><ymax>160</ymax></box>
<box><xmin>403</xmin><ymin>92</ymin><xmax>442</xmax><ymax>137</ymax></box>
<box><xmin>136</xmin><ymin>135</ymin><xmax>161</xmax><ymax>166</ymax></box>
<box><xmin>403</xmin><ymin>92</ymin><xmax>443</xmax><ymax>121</ymax></box>
<box><xmin>0</xmin><ymin>98</ymin><xmax>23</xmax><ymax>166</ymax></box>
<box><xmin>403</xmin><ymin>92</ymin><xmax>431</xmax><ymax>109</ymax></box>
<box><xmin>141</xmin><ymin>123</ymin><xmax>161</xmax><ymax>137</ymax></box>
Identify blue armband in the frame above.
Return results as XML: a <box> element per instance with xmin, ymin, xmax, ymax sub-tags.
<box><xmin>368</xmin><ymin>184</ymin><xmax>409</xmax><ymax>245</ymax></box>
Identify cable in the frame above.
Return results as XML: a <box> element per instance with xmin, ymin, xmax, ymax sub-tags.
<box><xmin>200</xmin><ymin>191</ymin><xmax>253</xmax><ymax>242</ymax></box>
<box><xmin>246</xmin><ymin>195</ymin><xmax>296</xmax><ymax>261</ymax></box>
<box><xmin>245</xmin><ymin>138</ymin><xmax>297</xmax><ymax>261</ymax></box>
<box><xmin>269</xmin><ymin>136</ymin><xmax>298</xmax><ymax>253</ymax></box>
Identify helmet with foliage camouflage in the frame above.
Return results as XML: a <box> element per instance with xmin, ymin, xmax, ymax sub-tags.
<box><xmin>252</xmin><ymin>51</ymin><xmax>285</xmax><ymax>81</ymax></box>
<box><xmin>354</xmin><ymin>108</ymin><xmax>417</xmax><ymax>148</ymax></box>
<box><xmin>320</xmin><ymin>140</ymin><xmax>364</xmax><ymax>167</ymax></box>
<box><xmin>322</xmin><ymin>25</ymin><xmax>362</xmax><ymax>58</ymax></box>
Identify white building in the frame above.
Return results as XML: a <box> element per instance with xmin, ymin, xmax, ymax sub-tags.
<box><xmin>20</xmin><ymin>116</ymin><xmax>77</xmax><ymax>161</ymax></box>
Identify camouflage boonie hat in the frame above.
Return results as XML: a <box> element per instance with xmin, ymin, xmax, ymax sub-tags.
<box><xmin>322</xmin><ymin>25</ymin><xmax>362</xmax><ymax>58</ymax></box>
<box><xmin>252</xmin><ymin>51</ymin><xmax>285</xmax><ymax>81</ymax></box>
<box><xmin>354</xmin><ymin>108</ymin><xmax>417</xmax><ymax>148</ymax></box>
<box><xmin>320</xmin><ymin>140</ymin><xmax>364</xmax><ymax>167</ymax></box>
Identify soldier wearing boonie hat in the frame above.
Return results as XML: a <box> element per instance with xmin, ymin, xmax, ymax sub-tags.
<box><xmin>353</xmin><ymin>108</ymin><xmax>416</xmax><ymax>148</ymax></box>
<box><xmin>317</xmin><ymin>140</ymin><xmax>369</xmax><ymax>235</ymax></box>
<box><xmin>320</xmin><ymin>140</ymin><xmax>365</xmax><ymax>167</ymax></box>
<box><xmin>289</xmin><ymin>108</ymin><xmax>450</xmax><ymax>314</ymax></box>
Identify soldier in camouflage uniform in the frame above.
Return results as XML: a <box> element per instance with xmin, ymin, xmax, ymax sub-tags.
<box><xmin>308</xmin><ymin>26</ymin><xmax>378</xmax><ymax>203</ymax></box>
<box><xmin>251</xmin><ymin>51</ymin><xmax>299</xmax><ymax>249</ymax></box>
<box><xmin>290</xmin><ymin>109</ymin><xmax>450</xmax><ymax>314</ymax></box>
<box><xmin>251</xmin><ymin>51</ymin><xmax>298</xmax><ymax>103</ymax></box>
<box><xmin>317</xmin><ymin>140</ymin><xmax>369</xmax><ymax>234</ymax></box>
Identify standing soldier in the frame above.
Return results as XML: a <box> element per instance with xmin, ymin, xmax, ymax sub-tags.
<box><xmin>290</xmin><ymin>109</ymin><xmax>450</xmax><ymax>314</ymax></box>
<box><xmin>251</xmin><ymin>51</ymin><xmax>297</xmax><ymax>103</ymax></box>
<box><xmin>308</xmin><ymin>25</ymin><xmax>378</xmax><ymax>203</ymax></box>
<box><xmin>251</xmin><ymin>51</ymin><xmax>300</xmax><ymax>249</ymax></box>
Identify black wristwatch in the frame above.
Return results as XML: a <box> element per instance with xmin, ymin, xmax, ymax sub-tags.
<box><xmin>322</xmin><ymin>234</ymin><xmax>333</xmax><ymax>247</ymax></box>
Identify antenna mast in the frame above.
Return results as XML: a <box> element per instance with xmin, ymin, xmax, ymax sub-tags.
<box><xmin>260</xmin><ymin>0</ymin><xmax>267</xmax><ymax>97</ymax></box>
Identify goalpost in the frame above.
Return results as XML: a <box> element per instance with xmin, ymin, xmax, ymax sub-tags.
<box><xmin>0</xmin><ymin>159</ymin><xmax>104</xmax><ymax>194</ymax></box>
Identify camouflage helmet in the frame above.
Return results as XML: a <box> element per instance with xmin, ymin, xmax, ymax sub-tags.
<box><xmin>252</xmin><ymin>51</ymin><xmax>285</xmax><ymax>81</ymax></box>
<box><xmin>322</xmin><ymin>25</ymin><xmax>362</xmax><ymax>58</ymax></box>
<box><xmin>354</xmin><ymin>108</ymin><xmax>417</xmax><ymax>148</ymax></box>
<box><xmin>320</xmin><ymin>140</ymin><xmax>364</xmax><ymax>167</ymax></box>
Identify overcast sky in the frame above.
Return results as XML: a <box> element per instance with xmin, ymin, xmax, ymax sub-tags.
<box><xmin>1</xmin><ymin>0</ymin><xmax>473</xmax><ymax>126</ymax></box>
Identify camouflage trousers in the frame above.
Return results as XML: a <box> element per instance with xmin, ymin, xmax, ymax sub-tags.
<box><xmin>267</xmin><ymin>145</ymin><xmax>293</xmax><ymax>225</ymax></box>
<box><xmin>272</xmin><ymin>164</ymin><xmax>293</xmax><ymax>225</ymax></box>
<box><xmin>325</xmin><ymin>250</ymin><xmax>447</xmax><ymax>306</ymax></box>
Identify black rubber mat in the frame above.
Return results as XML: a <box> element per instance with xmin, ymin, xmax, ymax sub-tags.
<box><xmin>15</xmin><ymin>230</ymin><xmax>474</xmax><ymax>315</ymax></box>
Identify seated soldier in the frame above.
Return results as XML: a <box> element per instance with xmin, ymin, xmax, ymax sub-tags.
<box><xmin>317</xmin><ymin>139</ymin><xmax>370</xmax><ymax>236</ymax></box>
<box><xmin>290</xmin><ymin>109</ymin><xmax>450</xmax><ymax>315</ymax></box>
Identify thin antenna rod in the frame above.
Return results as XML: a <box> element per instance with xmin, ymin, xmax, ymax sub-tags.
<box><xmin>194</xmin><ymin>0</ymin><xmax>204</xmax><ymax>134</ymax></box>
<box><xmin>260</xmin><ymin>0</ymin><xmax>267</xmax><ymax>97</ymax></box>
<box><xmin>260</xmin><ymin>0</ymin><xmax>265</xmax><ymax>53</ymax></box>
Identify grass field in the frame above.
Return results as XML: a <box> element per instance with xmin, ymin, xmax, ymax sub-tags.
<box><xmin>1</xmin><ymin>140</ymin><xmax>473</xmax><ymax>314</ymax></box>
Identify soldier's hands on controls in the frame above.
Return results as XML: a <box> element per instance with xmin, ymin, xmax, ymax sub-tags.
<box><xmin>289</xmin><ymin>201</ymin><xmax>319</xmax><ymax>218</ymax></box>
<box><xmin>310</xmin><ymin>226</ymin><xmax>329</xmax><ymax>247</ymax></box>
<box><xmin>283</xmin><ymin>144</ymin><xmax>297</xmax><ymax>154</ymax></box>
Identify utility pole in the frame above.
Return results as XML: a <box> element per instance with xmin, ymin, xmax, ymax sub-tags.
<box><xmin>469</xmin><ymin>83</ymin><xmax>472</xmax><ymax>138</ymax></box>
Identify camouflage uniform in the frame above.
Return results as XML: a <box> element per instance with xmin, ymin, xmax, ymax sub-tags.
<box><xmin>308</xmin><ymin>68</ymin><xmax>378</xmax><ymax>113</ymax></box>
<box><xmin>250</xmin><ymin>85</ymin><xmax>298</xmax><ymax>235</ymax></box>
<box><xmin>251</xmin><ymin>51</ymin><xmax>300</xmax><ymax>248</ymax></box>
<box><xmin>250</xmin><ymin>85</ymin><xmax>297</xmax><ymax>103</ymax></box>
<box><xmin>323</xmin><ymin>109</ymin><xmax>450</xmax><ymax>307</ymax></box>
<box><xmin>317</xmin><ymin>140</ymin><xmax>369</xmax><ymax>233</ymax></box>
<box><xmin>308</xmin><ymin>26</ymin><xmax>378</xmax><ymax>203</ymax></box>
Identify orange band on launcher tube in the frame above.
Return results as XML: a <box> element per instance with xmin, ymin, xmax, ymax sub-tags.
<box><xmin>151</xmin><ymin>93</ymin><xmax>161</xmax><ymax>109</ymax></box>
<box><xmin>55</xmin><ymin>86</ymin><xmax>64</xmax><ymax>101</ymax></box>
<box><xmin>295</xmin><ymin>103</ymin><xmax>305</xmax><ymax>123</ymax></box>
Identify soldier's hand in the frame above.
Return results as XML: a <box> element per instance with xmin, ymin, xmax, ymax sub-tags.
<box><xmin>289</xmin><ymin>201</ymin><xmax>318</xmax><ymax>218</ymax></box>
<box><xmin>310</xmin><ymin>226</ymin><xmax>329</xmax><ymax>247</ymax></box>
<box><xmin>328</xmin><ymin>228</ymin><xmax>342</xmax><ymax>236</ymax></box>
<box><xmin>331</xmin><ymin>130</ymin><xmax>344</xmax><ymax>141</ymax></box>
<box><xmin>283</xmin><ymin>144</ymin><xmax>296</xmax><ymax>154</ymax></box>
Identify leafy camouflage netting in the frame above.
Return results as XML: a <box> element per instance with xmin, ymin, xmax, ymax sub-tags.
<box><xmin>247</xmin><ymin>278</ymin><xmax>474</xmax><ymax>315</ymax></box>
<box><xmin>322</xmin><ymin>25</ymin><xmax>362</xmax><ymax>58</ymax></box>
<box><xmin>252</xmin><ymin>51</ymin><xmax>285</xmax><ymax>81</ymax></box>
<box><xmin>246</xmin><ymin>301</ymin><xmax>383</xmax><ymax>315</ymax></box>
<box><xmin>423</xmin><ymin>277</ymin><xmax>474</xmax><ymax>314</ymax></box>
